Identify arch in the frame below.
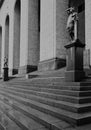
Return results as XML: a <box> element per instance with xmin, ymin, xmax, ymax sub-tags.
<box><xmin>5</xmin><ymin>15</ymin><xmax>9</xmax><ymax>60</ymax></box>
<box><xmin>13</xmin><ymin>0</ymin><xmax>21</xmax><ymax>74</ymax></box>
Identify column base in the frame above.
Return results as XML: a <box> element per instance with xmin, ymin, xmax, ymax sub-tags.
<box><xmin>9</xmin><ymin>68</ymin><xmax>18</xmax><ymax>76</ymax></box>
<box><xmin>38</xmin><ymin>58</ymin><xmax>66</xmax><ymax>71</ymax></box>
<box><xmin>65</xmin><ymin>70</ymin><xmax>85</xmax><ymax>82</ymax></box>
<box><xmin>19</xmin><ymin>65</ymin><xmax>37</xmax><ymax>74</ymax></box>
<box><xmin>84</xmin><ymin>68</ymin><xmax>91</xmax><ymax>77</ymax></box>
<box><xmin>9</xmin><ymin>65</ymin><xmax>37</xmax><ymax>75</ymax></box>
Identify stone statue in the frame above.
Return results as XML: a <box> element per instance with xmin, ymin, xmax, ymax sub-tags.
<box><xmin>66</xmin><ymin>7</ymin><xmax>78</xmax><ymax>41</ymax></box>
<box><xmin>4</xmin><ymin>57</ymin><xmax>8</xmax><ymax>68</ymax></box>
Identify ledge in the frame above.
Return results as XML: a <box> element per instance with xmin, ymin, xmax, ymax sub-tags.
<box><xmin>65</xmin><ymin>39</ymin><xmax>85</xmax><ymax>49</ymax></box>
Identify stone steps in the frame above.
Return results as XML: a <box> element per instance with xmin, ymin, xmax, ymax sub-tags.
<box><xmin>3</xmin><ymin>85</ymin><xmax>91</xmax><ymax>97</ymax></box>
<box><xmin>0</xmin><ymin>96</ymin><xmax>72</xmax><ymax>130</ymax></box>
<box><xmin>0</xmin><ymin>89</ymin><xmax>79</xmax><ymax>112</ymax></box>
<box><xmin>0</xmin><ymin>89</ymin><xmax>91</xmax><ymax>127</ymax></box>
<box><xmin>0</xmin><ymin>89</ymin><xmax>91</xmax><ymax>114</ymax></box>
<box><xmin>1</xmin><ymin>86</ymin><xmax>91</xmax><ymax>105</ymax></box>
<box><xmin>0</xmin><ymin>99</ymin><xmax>49</xmax><ymax>130</ymax></box>
<box><xmin>1</xmin><ymin>86</ymin><xmax>91</xmax><ymax>104</ymax></box>
<box><xmin>3</xmin><ymin>80</ymin><xmax>91</xmax><ymax>91</ymax></box>
<box><xmin>0</xmin><ymin>84</ymin><xmax>91</xmax><ymax>126</ymax></box>
<box><xmin>0</xmin><ymin>77</ymin><xmax>91</xmax><ymax>128</ymax></box>
<box><xmin>0</xmin><ymin>106</ymin><xmax>22</xmax><ymax>130</ymax></box>
<box><xmin>7</xmin><ymin>78</ymin><xmax>91</xmax><ymax>86</ymax></box>
<box><xmin>0</xmin><ymin>82</ymin><xmax>78</xmax><ymax>91</ymax></box>
<box><xmin>8</xmin><ymin>77</ymin><xmax>65</xmax><ymax>84</ymax></box>
<box><xmin>1</xmin><ymin>83</ymin><xmax>91</xmax><ymax>108</ymax></box>
<box><xmin>0</xmin><ymin>122</ymin><xmax>5</xmax><ymax>130</ymax></box>
<box><xmin>0</xmin><ymin>88</ymin><xmax>91</xmax><ymax>113</ymax></box>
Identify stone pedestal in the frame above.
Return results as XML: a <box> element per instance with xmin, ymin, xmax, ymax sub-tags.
<box><xmin>84</xmin><ymin>49</ymin><xmax>91</xmax><ymax>76</ymax></box>
<box><xmin>65</xmin><ymin>39</ymin><xmax>85</xmax><ymax>82</ymax></box>
<box><xmin>3</xmin><ymin>67</ymin><xmax>9</xmax><ymax>81</ymax></box>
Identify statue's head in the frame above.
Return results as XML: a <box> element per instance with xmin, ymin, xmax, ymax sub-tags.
<box><xmin>66</xmin><ymin>7</ymin><xmax>75</xmax><ymax>15</ymax></box>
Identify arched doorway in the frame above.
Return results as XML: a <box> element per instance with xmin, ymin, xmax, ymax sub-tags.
<box><xmin>13</xmin><ymin>0</ymin><xmax>21</xmax><ymax>74</ymax></box>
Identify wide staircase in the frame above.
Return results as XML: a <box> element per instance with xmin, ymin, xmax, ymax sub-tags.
<box><xmin>0</xmin><ymin>69</ymin><xmax>91</xmax><ymax>130</ymax></box>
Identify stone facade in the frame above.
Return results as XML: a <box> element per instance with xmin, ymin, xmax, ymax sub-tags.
<box><xmin>0</xmin><ymin>0</ymin><xmax>90</xmax><ymax>75</ymax></box>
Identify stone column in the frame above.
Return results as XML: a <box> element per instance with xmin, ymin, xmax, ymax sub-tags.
<box><xmin>38</xmin><ymin>0</ymin><xmax>69</xmax><ymax>71</ymax></box>
<box><xmin>27</xmin><ymin>0</ymin><xmax>39</xmax><ymax>73</ymax></box>
<box><xmin>1</xmin><ymin>24</ymin><xmax>5</xmax><ymax>77</ymax></box>
<box><xmin>19</xmin><ymin>0</ymin><xmax>29</xmax><ymax>74</ymax></box>
<box><xmin>19</xmin><ymin>0</ymin><xmax>40</xmax><ymax>74</ymax></box>
<box><xmin>0</xmin><ymin>27</ymin><xmax>2</xmax><ymax>76</ymax></box>
<box><xmin>8</xmin><ymin>8</ymin><xmax>14</xmax><ymax>76</ymax></box>
<box><xmin>38</xmin><ymin>0</ymin><xmax>56</xmax><ymax>71</ymax></box>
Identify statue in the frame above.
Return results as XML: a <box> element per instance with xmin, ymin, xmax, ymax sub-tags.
<box><xmin>4</xmin><ymin>57</ymin><xmax>8</xmax><ymax>68</ymax></box>
<box><xmin>3</xmin><ymin>57</ymin><xmax>9</xmax><ymax>81</ymax></box>
<box><xmin>66</xmin><ymin>7</ymin><xmax>78</xmax><ymax>41</ymax></box>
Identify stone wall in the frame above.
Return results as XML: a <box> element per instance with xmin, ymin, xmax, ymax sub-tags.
<box><xmin>0</xmin><ymin>0</ymin><xmax>90</xmax><ymax>74</ymax></box>
<box><xmin>85</xmin><ymin>0</ymin><xmax>91</xmax><ymax>65</ymax></box>
<box><xmin>56</xmin><ymin>0</ymin><xmax>69</xmax><ymax>59</ymax></box>
<box><xmin>40</xmin><ymin>0</ymin><xmax>56</xmax><ymax>62</ymax></box>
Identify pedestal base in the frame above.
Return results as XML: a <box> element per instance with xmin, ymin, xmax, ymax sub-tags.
<box><xmin>65</xmin><ymin>39</ymin><xmax>85</xmax><ymax>82</ymax></box>
<box><xmin>3</xmin><ymin>68</ymin><xmax>9</xmax><ymax>81</ymax></box>
<box><xmin>19</xmin><ymin>65</ymin><xmax>37</xmax><ymax>74</ymax></box>
<box><xmin>65</xmin><ymin>70</ymin><xmax>85</xmax><ymax>82</ymax></box>
<box><xmin>38</xmin><ymin>58</ymin><xmax>66</xmax><ymax>71</ymax></box>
